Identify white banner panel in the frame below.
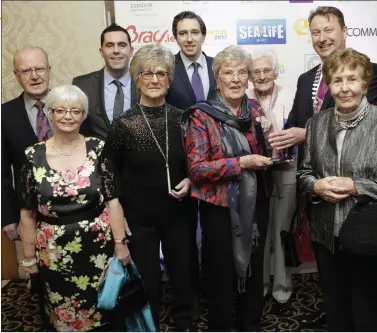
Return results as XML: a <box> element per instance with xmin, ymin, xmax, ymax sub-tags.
<box><xmin>115</xmin><ymin>0</ymin><xmax>377</xmax><ymax>97</ymax></box>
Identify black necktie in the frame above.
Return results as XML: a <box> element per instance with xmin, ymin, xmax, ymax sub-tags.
<box><xmin>112</xmin><ymin>80</ymin><xmax>124</xmax><ymax>120</ymax></box>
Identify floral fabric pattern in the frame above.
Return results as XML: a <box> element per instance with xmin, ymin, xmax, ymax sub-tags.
<box><xmin>18</xmin><ymin>137</ymin><xmax>117</xmax><ymax>331</ymax></box>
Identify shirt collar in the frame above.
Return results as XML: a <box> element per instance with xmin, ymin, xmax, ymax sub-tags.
<box><xmin>180</xmin><ymin>51</ymin><xmax>206</xmax><ymax>71</ymax></box>
<box><xmin>104</xmin><ymin>68</ymin><xmax>131</xmax><ymax>88</ymax></box>
<box><xmin>23</xmin><ymin>92</ymin><xmax>49</xmax><ymax>112</ymax></box>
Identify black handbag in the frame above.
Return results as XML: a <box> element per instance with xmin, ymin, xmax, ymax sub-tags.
<box><xmin>280</xmin><ymin>205</ymin><xmax>302</xmax><ymax>268</ymax></box>
<box><xmin>115</xmin><ymin>264</ymin><xmax>149</xmax><ymax>315</ymax></box>
<box><xmin>339</xmin><ymin>199</ymin><xmax>377</xmax><ymax>256</ymax></box>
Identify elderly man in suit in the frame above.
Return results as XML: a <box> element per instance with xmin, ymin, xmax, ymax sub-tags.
<box><xmin>2</xmin><ymin>46</ymin><xmax>52</xmax><ymax>240</ymax></box>
<box><xmin>166</xmin><ymin>11</ymin><xmax>216</xmax><ymax>110</ymax></box>
<box><xmin>269</xmin><ymin>6</ymin><xmax>377</xmax><ymax>165</ymax></box>
<box><xmin>2</xmin><ymin>46</ymin><xmax>52</xmax><ymax>329</ymax></box>
<box><xmin>72</xmin><ymin>23</ymin><xmax>139</xmax><ymax>140</ymax></box>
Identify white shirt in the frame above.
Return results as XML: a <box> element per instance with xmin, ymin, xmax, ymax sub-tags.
<box><xmin>104</xmin><ymin>69</ymin><xmax>131</xmax><ymax>123</ymax></box>
<box><xmin>23</xmin><ymin>93</ymin><xmax>52</xmax><ymax>135</ymax></box>
<box><xmin>180</xmin><ymin>51</ymin><xmax>210</xmax><ymax>99</ymax></box>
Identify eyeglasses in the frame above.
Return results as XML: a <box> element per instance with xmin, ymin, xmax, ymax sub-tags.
<box><xmin>140</xmin><ymin>71</ymin><xmax>169</xmax><ymax>80</ymax></box>
<box><xmin>251</xmin><ymin>68</ymin><xmax>274</xmax><ymax>78</ymax></box>
<box><xmin>51</xmin><ymin>108</ymin><xmax>84</xmax><ymax>118</ymax></box>
<box><xmin>14</xmin><ymin>67</ymin><xmax>50</xmax><ymax>77</ymax></box>
<box><xmin>220</xmin><ymin>70</ymin><xmax>249</xmax><ymax>81</ymax></box>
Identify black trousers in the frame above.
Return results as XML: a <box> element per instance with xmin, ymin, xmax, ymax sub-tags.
<box><xmin>200</xmin><ymin>200</ymin><xmax>269</xmax><ymax>332</ymax></box>
<box><xmin>128</xmin><ymin>213</ymin><xmax>193</xmax><ymax>331</ymax></box>
<box><xmin>313</xmin><ymin>240</ymin><xmax>377</xmax><ymax>332</ymax></box>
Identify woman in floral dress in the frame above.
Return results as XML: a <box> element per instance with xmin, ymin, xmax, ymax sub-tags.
<box><xmin>18</xmin><ymin>85</ymin><xmax>130</xmax><ymax>331</ymax></box>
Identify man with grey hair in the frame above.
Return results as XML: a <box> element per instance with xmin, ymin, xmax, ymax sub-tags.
<box><xmin>248</xmin><ymin>48</ymin><xmax>297</xmax><ymax>309</ymax></box>
<box><xmin>2</xmin><ymin>46</ymin><xmax>52</xmax><ymax>240</ymax></box>
<box><xmin>2</xmin><ymin>46</ymin><xmax>52</xmax><ymax>330</ymax></box>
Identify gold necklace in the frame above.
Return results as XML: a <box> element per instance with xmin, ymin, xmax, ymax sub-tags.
<box><xmin>52</xmin><ymin>135</ymin><xmax>82</xmax><ymax>156</ymax></box>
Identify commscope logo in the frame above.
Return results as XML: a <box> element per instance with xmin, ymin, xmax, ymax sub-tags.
<box><xmin>347</xmin><ymin>27</ymin><xmax>377</xmax><ymax>37</ymax></box>
<box><xmin>237</xmin><ymin>19</ymin><xmax>286</xmax><ymax>45</ymax></box>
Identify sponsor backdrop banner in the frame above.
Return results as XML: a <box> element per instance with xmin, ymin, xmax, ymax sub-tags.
<box><xmin>115</xmin><ymin>0</ymin><xmax>377</xmax><ymax>96</ymax></box>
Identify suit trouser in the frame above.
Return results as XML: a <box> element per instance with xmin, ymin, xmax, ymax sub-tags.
<box><xmin>263</xmin><ymin>183</ymin><xmax>296</xmax><ymax>303</ymax></box>
<box><xmin>313</xmin><ymin>240</ymin><xmax>377</xmax><ymax>332</ymax></box>
<box><xmin>129</xmin><ymin>214</ymin><xmax>193</xmax><ymax>330</ymax></box>
<box><xmin>200</xmin><ymin>200</ymin><xmax>268</xmax><ymax>332</ymax></box>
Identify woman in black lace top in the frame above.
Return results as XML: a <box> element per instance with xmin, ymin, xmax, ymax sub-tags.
<box><xmin>103</xmin><ymin>44</ymin><xmax>196</xmax><ymax>331</ymax></box>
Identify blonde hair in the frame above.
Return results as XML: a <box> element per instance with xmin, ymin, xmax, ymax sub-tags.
<box><xmin>46</xmin><ymin>85</ymin><xmax>89</xmax><ymax>119</ymax></box>
<box><xmin>212</xmin><ymin>45</ymin><xmax>253</xmax><ymax>81</ymax></box>
<box><xmin>130</xmin><ymin>43</ymin><xmax>175</xmax><ymax>83</ymax></box>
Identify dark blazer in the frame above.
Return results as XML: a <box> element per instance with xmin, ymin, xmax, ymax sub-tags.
<box><xmin>166</xmin><ymin>52</ymin><xmax>216</xmax><ymax>111</ymax></box>
<box><xmin>288</xmin><ymin>62</ymin><xmax>377</xmax><ymax>165</ymax></box>
<box><xmin>72</xmin><ymin>68</ymin><xmax>140</xmax><ymax>140</ymax></box>
<box><xmin>2</xmin><ymin>94</ymin><xmax>39</xmax><ymax>226</ymax></box>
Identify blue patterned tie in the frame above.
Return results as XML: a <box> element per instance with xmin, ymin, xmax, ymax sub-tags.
<box><xmin>112</xmin><ymin>80</ymin><xmax>124</xmax><ymax>120</ymax></box>
<box><xmin>191</xmin><ymin>62</ymin><xmax>205</xmax><ymax>102</ymax></box>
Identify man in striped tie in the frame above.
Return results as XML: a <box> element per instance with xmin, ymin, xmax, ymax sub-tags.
<box><xmin>2</xmin><ymin>46</ymin><xmax>52</xmax><ymax>329</ymax></box>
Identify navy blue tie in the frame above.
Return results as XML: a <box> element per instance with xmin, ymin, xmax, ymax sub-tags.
<box><xmin>191</xmin><ymin>62</ymin><xmax>205</xmax><ymax>102</ymax></box>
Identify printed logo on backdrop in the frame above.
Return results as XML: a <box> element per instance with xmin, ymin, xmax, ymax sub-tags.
<box><xmin>347</xmin><ymin>27</ymin><xmax>377</xmax><ymax>37</ymax></box>
<box><xmin>293</xmin><ymin>18</ymin><xmax>312</xmax><ymax>44</ymax></box>
<box><xmin>289</xmin><ymin>0</ymin><xmax>313</xmax><ymax>3</ymax></box>
<box><xmin>129</xmin><ymin>2</ymin><xmax>157</xmax><ymax>17</ymax></box>
<box><xmin>237</xmin><ymin>19</ymin><xmax>286</xmax><ymax>45</ymax></box>
<box><xmin>126</xmin><ymin>25</ymin><xmax>175</xmax><ymax>45</ymax></box>
<box><xmin>304</xmin><ymin>54</ymin><xmax>321</xmax><ymax>71</ymax></box>
<box><xmin>205</xmin><ymin>29</ymin><xmax>229</xmax><ymax>44</ymax></box>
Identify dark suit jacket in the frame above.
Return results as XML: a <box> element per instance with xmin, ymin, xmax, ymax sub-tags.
<box><xmin>72</xmin><ymin>68</ymin><xmax>140</xmax><ymax>140</ymax></box>
<box><xmin>166</xmin><ymin>52</ymin><xmax>216</xmax><ymax>111</ymax></box>
<box><xmin>2</xmin><ymin>94</ymin><xmax>39</xmax><ymax>227</ymax></box>
<box><xmin>288</xmin><ymin>62</ymin><xmax>377</xmax><ymax>165</ymax></box>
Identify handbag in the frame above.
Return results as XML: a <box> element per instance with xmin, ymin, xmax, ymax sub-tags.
<box><xmin>339</xmin><ymin>199</ymin><xmax>377</xmax><ymax>256</ymax></box>
<box><xmin>280</xmin><ymin>205</ymin><xmax>302</xmax><ymax>267</ymax></box>
<box><xmin>98</xmin><ymin>257</ymin><xmax>156</xmax><ymax>332</ymax></box>
<box><xmin>295</xmin><ymin>206</ymin><xmax>316</xmax><ymax>263</ymax></box>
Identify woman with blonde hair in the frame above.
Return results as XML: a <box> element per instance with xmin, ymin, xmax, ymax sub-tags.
<box><xmin>18</xmin><ymin>85</ymin><xmax>130</xmax><ymax>331</ymax></box>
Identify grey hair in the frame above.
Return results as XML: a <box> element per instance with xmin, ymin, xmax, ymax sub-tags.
<box><xmin>13</xmin><ymin>46</ymin><xmax>49</xmax><ymax>68</ymax></box>
<box><xmin>212</xmin><ymin>45</ymin><xmax>253</xmax><ymax>81</ymax></box>
<box><xmin>250</xmin><ymin>48</ymin><xmax>279</xmax><ymax>75</ymax></box>
<box><xmin>46</xmin><ymin>85</ymin><xmax>89</xmax><ymax>120</ymax></box>
<box><xmin>130</xmin><ymin>43</ymin><xmax>175</xmax><ymax>83</ymax></box>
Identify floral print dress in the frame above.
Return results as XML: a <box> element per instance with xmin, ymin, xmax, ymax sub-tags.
<box><xmin>19</xmin><ymin>137</ymin><xmax>117</xmax><ymax>331</ymax></box>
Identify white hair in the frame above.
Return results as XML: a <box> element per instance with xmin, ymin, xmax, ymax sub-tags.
<box><xmin>46</xmin><ymin>85</ymin><xmax>89</xmax><ymax>119</ymax></box>
<box><xmin>250</xmin><ymin>48</ymin><xmax>279</xmax><ymax>75</ymax></box>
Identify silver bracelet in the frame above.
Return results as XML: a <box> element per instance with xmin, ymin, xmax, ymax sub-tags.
<box><xmin>20</xmin><ymin>258</ymin><xmax>38</xmax><ymax>267</ymax></box>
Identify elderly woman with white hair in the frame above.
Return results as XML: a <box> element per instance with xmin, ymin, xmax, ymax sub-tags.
<box><xmin>247</xmin><ymin>49</ymin><xmax>297</xmax><ymax>307</ymax></box>
<box><xmin>183</xmin><ymin>45</ymin><xmax>273</xmax><ymax>331</ymax></box>
<box><xmin>18</xmin><ymin>85</ymin><xmax>129</xmax><ymax>331</ymax></box>
<box><xmin>103</xmin><ymin>43</ymin><xmax>196</xmax><ymax>331</ymax></box>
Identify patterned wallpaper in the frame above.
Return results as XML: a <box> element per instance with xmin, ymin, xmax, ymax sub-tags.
<box><xmin>2</xmin><ymin>1</ymin><xmax>108</xmax><ymax>103</ymax></box>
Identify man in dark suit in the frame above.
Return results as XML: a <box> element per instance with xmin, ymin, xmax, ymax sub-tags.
<box><xmin>72</xmin><ymin>23</ymin><xmax>139</xmax><ymax>140</ymax></box>
<box><xmin>166</xmin><ymin>11</ymin><xmax>216</xmax><ymax>110</ymax></box>
<box><xmin>269</xmin><ymin>6</ymin><xmax>377</xmax><ymax>166</ymax></box>
<box><xmin>166</xmin><ymin>11</ymin><xmax>216</xmax><ymax>322</ymax></box>
<box><xmin>2</xmin><ymin>46</ymin><xmax>52</xmax><ymax>329</ymax></box>
<box><xmin>2</xmin><ymin>46</ymin><xmax>52</xmax><ymax>239</ymax></box>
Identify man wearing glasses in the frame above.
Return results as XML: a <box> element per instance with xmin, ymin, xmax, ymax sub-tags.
<box><xmin>2</xmin><ymin>46</ymin><xmax>52</xmax><ymax>241</ymax></box>
<box><xmin>72</xmin><ymin>23</ymin><xmax>139</xmax><ymax>140</ymax></box>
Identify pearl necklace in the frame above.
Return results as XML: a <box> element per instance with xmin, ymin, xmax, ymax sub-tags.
<box><xmin>52</xmin><ymin>135</ymin><xmax>82</xmax><ymax>156</ymax></box>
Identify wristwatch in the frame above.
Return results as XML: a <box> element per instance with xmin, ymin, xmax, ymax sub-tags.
<box><xmin>114</xmin><ymin>237</ymin><xmax>128</xmax><ymax>245</ymax></box>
